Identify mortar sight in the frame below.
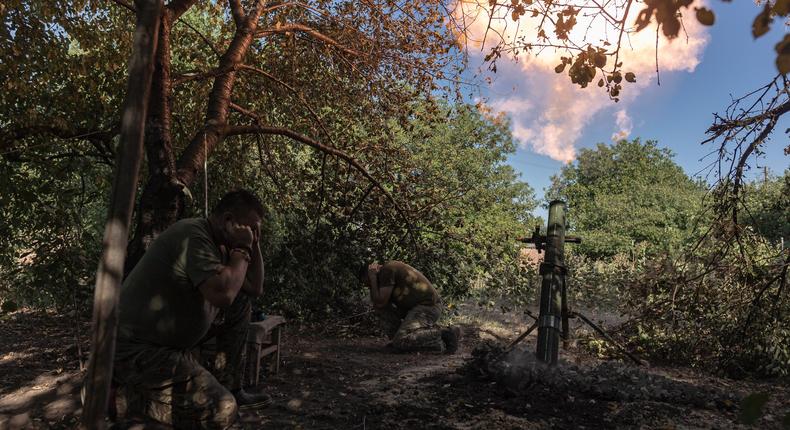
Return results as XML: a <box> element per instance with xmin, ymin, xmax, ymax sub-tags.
<box><xmin>517</xmin><ymin>225</ymin><xmax>582</xmax><ymax>253</ymax></box>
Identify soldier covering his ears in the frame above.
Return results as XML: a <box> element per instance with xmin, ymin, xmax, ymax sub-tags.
<box><xmin>362</xmin><ymin>260</ymin><xmax>461</xmax><ymax>354</ymax></box>
<box><xmin>112</xmin><ymin>189</ymin><xmax>270</xmax><ymax>428</ymax></box>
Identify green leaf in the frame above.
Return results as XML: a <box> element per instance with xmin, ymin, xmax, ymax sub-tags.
<box><xmin>739</xmin><ymin>392</ymin><xmax>770</xmax><ymax>425</ymax></box>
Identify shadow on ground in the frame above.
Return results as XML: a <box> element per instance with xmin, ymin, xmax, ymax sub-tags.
<box><xmin>1</xmin><ymin>308</ymin><xmax>788</xmax><ymax>429</ymax></box>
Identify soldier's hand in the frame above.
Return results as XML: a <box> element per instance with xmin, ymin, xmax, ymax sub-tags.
<box><xmin>226</xmin><ymin>221</ymin><xmax>254</xmax><ymax>249</ymax></box>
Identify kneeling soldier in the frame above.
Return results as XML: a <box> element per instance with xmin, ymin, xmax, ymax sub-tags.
<box><xmin>362</xmin><ymin>261</ymin><xmax>460</xmax><ymax>353</ymax></box>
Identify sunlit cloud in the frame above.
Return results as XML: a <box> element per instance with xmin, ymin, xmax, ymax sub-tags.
<box><xmin>612</xmin><ymin>109</ymin><xmax>633</xmax><ymax>142</ymax></box>
<box><xmin>454</xmin><ymin>1</ymin><xmax>710</xmax><ymax>162</ymax></box>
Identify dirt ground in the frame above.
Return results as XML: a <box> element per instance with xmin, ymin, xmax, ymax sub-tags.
<box><xmin>1</xmin><ymin>305</ymin><xmax>788</xmax><ymax>429</ymax></box>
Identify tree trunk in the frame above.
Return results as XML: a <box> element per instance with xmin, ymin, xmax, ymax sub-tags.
<box><xmin>125</xmin><ymin>176</ymin><xmax>185</xmax><ymax>274</ymax></box>
<box><xmin>126</xmin><ymin>9</ymin><xmax>183</xmax><ymax>274</ymax></box>
<box><xmin>81</xmin><ymin>0</ymin><xmax>162</xmax><ymax>426</ymax></box>
<box><xmin>125</xmin><ymin>0</ymin><xmax>266</xmax><ymax>274</ymax></box>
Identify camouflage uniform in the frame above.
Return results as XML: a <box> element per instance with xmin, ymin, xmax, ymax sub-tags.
<box><xmin>377</xmin><ymin>303</ymin><xmax>445</xmax><ymax>352</ymax></box>
<box><xmin>113</xmin><ymin>294</ymin><xmax>250</xmax><ymax>429</ymax></box>
<box><xmin>111</xmin><ymin>218</ymin><xmax>256</xmax><ymax>429</ymax></box>
<box><xmin>375</xmin><ymin>261</ymin><xmax>446</xmax><ymax>353</ymax></box>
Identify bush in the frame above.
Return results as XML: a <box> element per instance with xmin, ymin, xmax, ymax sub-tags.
<box><xmin>564</xmin><ymin>251</ymin><xmax>645</xmax><ymax>310</ymax></box>
<box><xmin>618</xmin><ymin>233</ymin><xmax>789</xmax><ymax>378</ymax></box>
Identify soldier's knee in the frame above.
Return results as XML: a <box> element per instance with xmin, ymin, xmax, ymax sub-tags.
<box><xmin>210</xmin><ymin>393</ymin><xmax>238</xmax><ymax>429</ymax></box>
<box><xmin>390</xmin><ymin>333</ymin><xmax>411</xmax><ymax>350</ymax></box>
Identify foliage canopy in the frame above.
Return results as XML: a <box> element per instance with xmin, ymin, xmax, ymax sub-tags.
<box><xmin>548</xmin><ymin>139</ymin><xmax>704</xmax><ymax>258</ymax></box>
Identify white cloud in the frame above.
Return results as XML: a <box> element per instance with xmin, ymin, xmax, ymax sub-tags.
<box><xmin>454</xmin><ymin>1</ymin><xmax>710</xmax><ymax>162</ymax></box>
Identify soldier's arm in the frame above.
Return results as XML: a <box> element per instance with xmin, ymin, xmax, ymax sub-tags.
<box><xmin>194</xmin><ymin>222</ymin><xmax>254</xmax><ymax>307</ymax></box>
<box><xmin>198</xmin><ymin>251</ymin><xmax>250</xmax><ymax>308</ymax></box>
<box><xmin>241</xmin><ymin>241</ymin><xmax>264</xmax><ymax>297</ymax></box>
<box><xmin>369</xmin><ymin>266</ymin><xmax>393</xmax><ymax>309</ymax></box>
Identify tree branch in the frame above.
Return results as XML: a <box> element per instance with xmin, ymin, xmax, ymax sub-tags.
<box><xmin>166</xmin><ymin>0</ymin><xmax>197</xmax><ymax>20</ymax></box>
<box><xmin>704</xmin><ymin>99</ymin><xmax>790</xmax><ymax>142</ymax></box>
<box><xmin>229</xmin><ymin>0</ymin><xmax>245</xmax><ymax>26</ymax></box>
<box><xmin>256</xmin><ymin>23</ymin><xmax>361</xmax><ymax>57</ymax></box>
<box><xmin>224</xmin><ymin>124</ymin><xmax>413</xmax><ymax>232</ymax></box>
<box><xmin>111</xmin><ymin>0</ymin><xmax>136</xmax><ymax>12</ymax></box>
<box><xmin>172</xmin><ymin>65</ymin><xmax>236</xmax><ymax>85</ymax></box>
<box><xmin>1</xmin><ymin>125</ymin><xmax>119</xmax><ymax>154</ymax></box>
<box><xmin>261</xmin><ymin>1</ymin><xmax>331</xmax><ymax>17</ymax></box>
<box><xmin>176</xmin><ymin>18</ymin><xmax>222</xmax><ymax>58</ymax></box>
<box><xmin>238</xmin><ymin>64</ymin><xmax>333</xmax><ymax>142</ymax></box>
<box><xmin>175</xmin><ymin>0</ymin><xmax>268</xmax><ymax>186</ymax></box>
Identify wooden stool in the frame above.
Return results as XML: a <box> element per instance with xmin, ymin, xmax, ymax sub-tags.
<box><xmin>245</xmin><ymin>316</ymin><xmax>285</xmax><ymax>387</ymax></box>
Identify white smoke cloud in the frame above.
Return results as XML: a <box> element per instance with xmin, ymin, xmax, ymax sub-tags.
<box><xmin>456</xmin><ymin>1</ymin><xmax>710</xmax><ymax>162</ymax></box>
<box><xmin>612</xmin><ymin>109</ymin><xmax>633</xmax><ymax>142</ymax></box>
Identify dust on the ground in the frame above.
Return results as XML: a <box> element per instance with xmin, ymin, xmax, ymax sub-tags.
<box><xmin>1</xmin><ymin>304</ymin><xmax>788</xmax><ymax>429</ymax></box>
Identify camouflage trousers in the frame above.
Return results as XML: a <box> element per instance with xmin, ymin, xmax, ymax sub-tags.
<box><xmin>377</xmin><ymin>303</ymin><xmax>445</xmax><ymax>353</ymax></box>
<box><xmin>112</xmin><ymin>294</ymin><xmax>251</xmax><ymax>429</ymax></box>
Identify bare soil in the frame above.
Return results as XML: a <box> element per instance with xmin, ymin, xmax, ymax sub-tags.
<box><xmin>1</xmin><ymin>307</ymin><xmax>788</xmax><ymax>429</ymax></box>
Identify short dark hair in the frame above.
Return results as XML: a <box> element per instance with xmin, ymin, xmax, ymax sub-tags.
<box><xmin>212</xmin><ymin>189</ymin><xmax>264</xmax><ymax>218</ymax></box>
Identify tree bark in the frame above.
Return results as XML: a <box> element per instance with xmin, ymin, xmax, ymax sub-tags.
<box><xmin>176</xmin><ymin>0</ymin><xmax>267</xmax><ymax>186</ymax></box>
<box><xmin>126</xmin><ymin>8</ymin><xmax>183</xmax><ymax>274</ymax></box>
<box><xmin>125</xmin><ymin>0</ymin><xmax>266</xmax><ymax>274</ymax></box>
<box><xmin>81</xmin><ymin>0</ymin><xmax>161</xmax><ymax>427</ymax></box>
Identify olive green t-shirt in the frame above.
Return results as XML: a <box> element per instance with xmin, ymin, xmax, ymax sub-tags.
<box><xmin>117</xmin><ymin>218</ymin><xmax>224</xmax><ymax>350</ymax></box>
<box><xmin>378</xmin><ymin>261</ymin><xmax>439</xmax><ymax>313</ymax></box>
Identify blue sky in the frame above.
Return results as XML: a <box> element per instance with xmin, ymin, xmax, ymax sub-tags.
<box><xmin>467</xmin><ymin>1</ymin><xmax>789</xmax><ymax>211</ymax></box>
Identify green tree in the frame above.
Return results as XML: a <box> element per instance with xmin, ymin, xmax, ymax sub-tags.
<box><xmin>1</xmin><ymin>0</ymin><xmax>463</xmax><ymax>272</ymax></box>
<box><xmin>388</xmin><ymin>103</ymin><xmax>538</xmax><ymax>299</ymax></box>
<box><xmin>547</xmin><ymin>139</ymin><xmax>704</xmax><ymax>258</ymax></box>
<box><xmin>0</xmin><ymin>149</ymin><xmax>111</xmax><ymax>309</ymax></box>
<box><xmin>225</xmin><ymin>101</ymin><xmax>538</xmax><ymax>316</ymax></box>
<box><xmin>742</xmin><ymin>169</ymin><xmax>790</xmax><ymax>245</ymax></box>
<box><xmin>453</xmin><ymin>0</ymin><xmax>789</xmax><ymax>224</ymax></box>
<box><xmin>0</xmin><ymin>96</ymin><xmax>538</xmax><ymax>316</ymax></box>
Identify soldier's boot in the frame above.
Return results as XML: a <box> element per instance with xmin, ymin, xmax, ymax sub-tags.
<box><xmin>232</xmin><ymin>388</ymin><xmax>272</xmax><ymax>409</ymax></box>
<box><xmin>441</xmin><ymin>326</ymin><xmax>462</xmax><ymax>354</ymax></box>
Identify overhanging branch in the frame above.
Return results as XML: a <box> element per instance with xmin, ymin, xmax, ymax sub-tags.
<box><xmin>238</xmin><ymin>64</ymin><xmax>333</xmax><ymax>142</ymax></box>
<box><xmin>1</xmin><ymin>125</ymin><xmax>119</xmax><ymax>154</ymax></box>
<box><xmin>256</xmin><ymin>23</ymin><xmax>361</xmax><ymax>57</ymax></box>
<box><xmin>166</xmin><ymin>0</ymin><xmax>197</xmax><ymax>20</ymax></box>
<box><xmin>224</xmin><ymin>124</ymin><xmax>414</xmax><ymax>237</ymax></box>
